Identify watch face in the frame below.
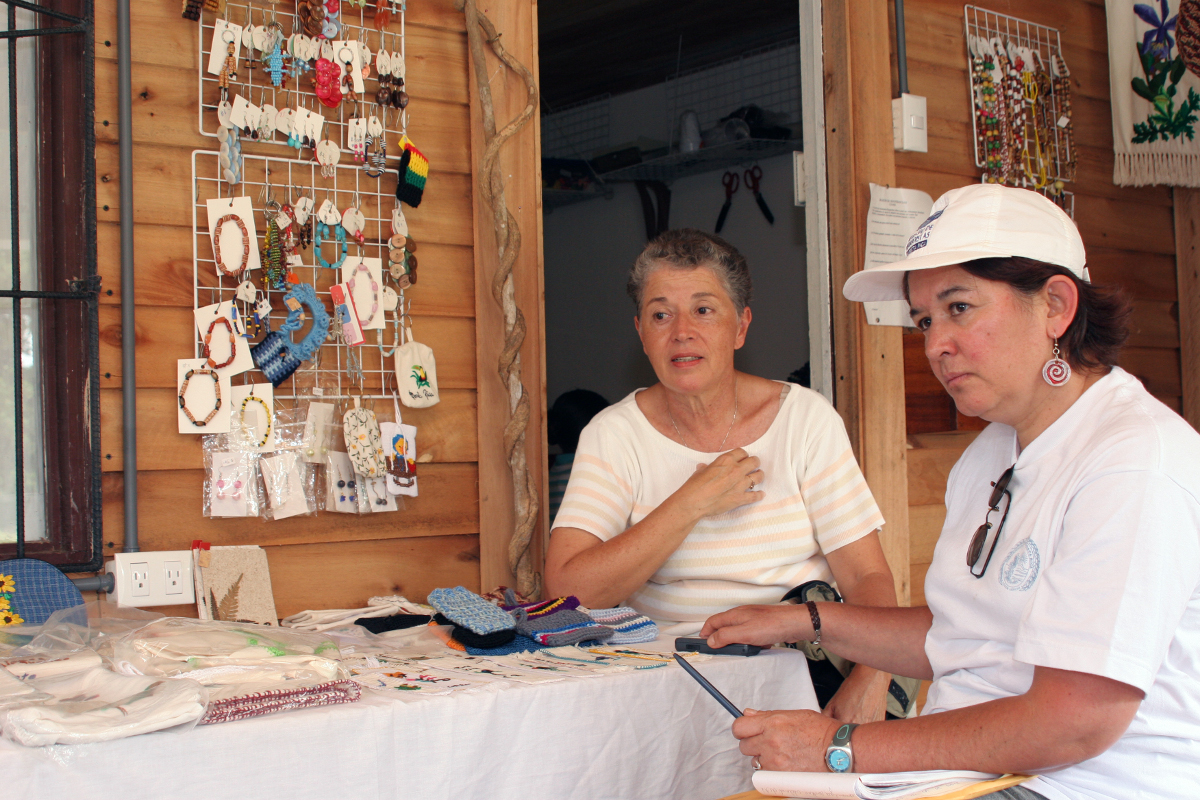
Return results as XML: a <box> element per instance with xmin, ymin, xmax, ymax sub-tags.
<box><xmin>827</xmin><ymin>749</ymin><xmax>851</xmax><ymax>773</ymax></box>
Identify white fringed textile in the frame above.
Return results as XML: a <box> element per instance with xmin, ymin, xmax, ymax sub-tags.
<box><xmin>1107</xmin><ymin>0</ymin><xmax>1200</xmax><ymax>186</ymax></box>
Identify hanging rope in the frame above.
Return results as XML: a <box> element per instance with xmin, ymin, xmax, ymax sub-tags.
<box><xmin>458</xmin><ymin>0</ymin><xmax>541</xmax><ymax>598</ymax></box>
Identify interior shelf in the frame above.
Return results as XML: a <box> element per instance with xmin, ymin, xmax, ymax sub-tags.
<box><xmin>597</xmin><ymin>138</ymin><xmax>801</xmax><ymax>183</ymax></box>
<box><xmin>542</xmin><ymin>186</ymin><xmax>613</xmax><ymax>212</ymax></box>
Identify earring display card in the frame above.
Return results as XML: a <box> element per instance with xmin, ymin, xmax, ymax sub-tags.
<box><xmin>177</xmin><ymin>358</ymin><xmax>232</xmax><ymax>434</ymax></box>
<box><xmin>302</xmin><ymin>401</ymin><xmax>335</xmax><ymax>464</ymax></box>
<box><xmin>261</xmin><ymin>451</ymin><xmax>312</xmax><ymax>520</ymax></box>
<box><xmin>230</xmin><ymin>383</ymin><xmax>276</xmax><ymax>453</ymax></box>
<box><xmin>194</xmin><ymin>301</ymin><xmax>255</xmax><ymax>376</ymax></box>
<box><xmin>325</xmin><ymin>451</ymin><xmax>361</xmax><ymax>513</ymax></box>
<box><xmin>205</xmin><ymin>197</ymin><xmax>262</xmax><ymax>277</ymax></box>
<box><xmin>330</xmin><ymin>282</ymin><xmax>366</xmax><ymax>345</ymax></box>
<box><xmin>340</xmin><ymin>256</ymin><xmax>385</xmax><ymax>330</ymax></box>
<box><xmin>195</xmin><ymin>545</ymin><xmax>278</xmax><ymax>625</ymax></box>
<box><xmin>206</xmin><ymin>19</ymin><xmax>243</xmax><ymax>75</ymax></box>
<box><xmin>208</xmin><ymin>451</ymin><xmax>258</xmax><ymax>518</ymax></box>
<box><xmin>363</xmin><ymin>476</ymin><xmax>398</xmax><ymax>512</ymax></box>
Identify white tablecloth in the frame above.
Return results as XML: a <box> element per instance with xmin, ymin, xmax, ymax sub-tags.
<box><xmin>1</xmin><ymin>639</ymin><xmax>817</xmax><ymax>800</ymax></box>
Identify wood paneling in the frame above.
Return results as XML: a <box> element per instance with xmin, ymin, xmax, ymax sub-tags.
<box><xmin>825</xmin><ymin>0</ymin><xmax>911</xmax><ymax>604</ymax></box>
<box><xmin>897</xmin><ymin>0</ymin><xmax>1184</xmax><ymax>605</ymax></box>
<box><xmin>92</xmin><ymin>0</ymin><xmax>517</xmax><ymax>613</ymax></box>
<box><xmin>1175</xmin><ymin>189</ymin><xmax>1200</xmax><ymax>429</ymax></box>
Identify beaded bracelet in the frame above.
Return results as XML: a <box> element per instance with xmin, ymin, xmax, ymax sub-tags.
<box><xmin>179</xmin><ymin>369</ymin><xmax>222</xmax><ymax>427</ymax></box>
<box><xmin>239</xmin><ymin>394</ymin><xmax>273</xmax><ymax>447</ymax></box>
<box><xmin>203</xmin><ymin>315</ymin><xmax>237</xmax><ymax>370</ymax></box>
<box><xmin>346</xmin><ymin>260</ymin><xmax>379</xmax><ymax>325</ymax></box>
<box><xmin>213</xmin><ymin>214</ymin><xmax>251</xmax><ymax>277</ymax></box>
<box><xmin>314</xmin><ymin>221</ymin><xmax>347</xmax><ymax>270</ymax></box>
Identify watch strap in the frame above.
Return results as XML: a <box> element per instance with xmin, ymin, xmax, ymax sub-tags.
<box><xmin>825</xmin><ymin>722</ymin><xmax>858</xmax><ymax>773</ymax></box>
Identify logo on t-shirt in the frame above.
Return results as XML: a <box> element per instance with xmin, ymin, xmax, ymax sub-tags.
<box><xmin>999</xmin><ymin>538</ymin><xmax>1040</xmax><ymax>591</ymax></box>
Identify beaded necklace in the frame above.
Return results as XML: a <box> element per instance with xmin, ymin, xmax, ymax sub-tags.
<box><xmin>262</xmin><ymin>217</ymin><xmax>286</xmax><ymax>289</ymax></box>
<box><xmin>240</xmin><ymin>394</ymin><xmax>273</xmax><ymax>447</ymax></box>
<box><xmin>347</xmin><ymin>260</ymin><xmax>379</xmax><ymax>326</ymax></box>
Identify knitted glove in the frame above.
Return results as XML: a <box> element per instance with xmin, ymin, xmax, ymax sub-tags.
<box><xmin>587</xmin><ymin>607</ymin><xmax>658</xmax><ymax>644</ymax></box>
<box><xmin>428</xmin><ymin>586</ymin><xmax>515</xmax><ymax>635</ymax></box>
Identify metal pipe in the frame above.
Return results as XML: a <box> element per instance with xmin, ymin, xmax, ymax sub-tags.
<box><xmin>117</xmin><ymin>0</ymin><xmax>138</xmax><ymax>553</ymax></box>
<box><xmin>895</xmin><ymin>0</ymin><xmax>909</xmax><ymax>96</ymax></box>
<box><xmin>71</xmin><ymin>573</ymin><xmax>114</xmax><ymax>593</ymax></box>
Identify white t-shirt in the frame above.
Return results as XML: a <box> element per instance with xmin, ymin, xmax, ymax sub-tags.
<box><xmin>923</xmin><ymin>368</ymin><xmax>1200</xmax><ymax>800</ymax></box>
<box><xmin>552</xmin><ymin>383</ymin><xmax>885</xmax><ymax>636</ymax></box>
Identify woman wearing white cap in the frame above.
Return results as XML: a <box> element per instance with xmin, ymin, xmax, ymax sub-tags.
<box><xmin>702</xmin><ymin>184</ymin><xmax>1200</xmax><ymax>799</ymax></box>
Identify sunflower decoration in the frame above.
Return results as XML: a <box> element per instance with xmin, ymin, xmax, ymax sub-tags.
<box><xmin>0</xmin><ymin>597</ymin><xmax>9</xmax><ymax>611</ymax></box>
<box><xmin>0</xmin><ymin>574</ymin><xmax>13</xmax><ymax>593</ymax></box>
<box><xmin>0</xmin><ymin>611</ymin><xmax>23</xmax><ymax>627</ymax></box>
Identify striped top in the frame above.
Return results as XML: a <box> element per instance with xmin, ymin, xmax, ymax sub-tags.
<box><xmin>551</xmin><ymin>383</ymin><xmax>885</xmax><ymax>636</ymax></box>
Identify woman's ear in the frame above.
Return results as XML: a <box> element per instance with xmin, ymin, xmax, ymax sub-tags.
<box><xmin>1043</xmin><ymin>275</ymin><xmax>1079</xmax><ymax>339</ymax></box>
<box><xmin>734</xmin><ymin>306</ymin><xmax>752</xmax><ymax>350</ymax></box>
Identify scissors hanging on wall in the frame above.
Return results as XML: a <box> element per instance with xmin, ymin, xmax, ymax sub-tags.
<box><xmin>744</xmin><ymin>165</ymin><xmax>774</xmax><ymax>225</ymax></box>
<box><xmin>715</xmin><ymin>170</ymin><xmax>739</xmax><ymax>233</ymax></box>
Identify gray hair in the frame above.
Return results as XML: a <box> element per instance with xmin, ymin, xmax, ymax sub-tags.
<box><xmin>627</xmin><ymin>229</ymin><xmax>752</xmax><ymax>315</ymax></box>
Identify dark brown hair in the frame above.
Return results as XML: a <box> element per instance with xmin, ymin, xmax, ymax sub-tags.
<box><xmin>906</xmin><ymin>256</ymin><xmax>1130</xmax><ymax>370</ymax></box>
<box><xmin>628</xmin><ymin>228</ymin><xmax>752</xmax><ymax>314</ymax></box>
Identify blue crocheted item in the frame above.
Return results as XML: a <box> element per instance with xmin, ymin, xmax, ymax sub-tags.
<box><xmin>0</xmin><ymin>558</ymin><xmax>86</xmax><ymax>626</ymax></box>
<box><xmin>465</xmin><ymin>634</ymin><xmax>546</xmax><ymax>656</ymax></box>
<box><xmin>280</xmin><ymin>282</ymin><xmax>330</xmax><ymax>362</ymax></box>
<box><xmin>251</xmin><ymin>330</ymin><xmax>303</xmax><ymax>387</ymax></box>
<box><xmin>428</xmin><ymin>586</ymin><xmax>515</xmax><ymax>635</ymax></box>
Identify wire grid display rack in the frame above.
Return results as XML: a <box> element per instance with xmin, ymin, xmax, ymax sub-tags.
<box><xmin>197</xmin><ymin>0</ymin><xmax>408</xmax><ymax>158</ymax></box>
<box><xmin>666</xmin><ymin>39</ymin><xmax>801</xmax><ymax>140</ymax></box>
<box><xmin>541</xmin><ymin>94</ymin><xmax>611</xmax><ymax>160</ymax></box>
<box><xmin>964</xmin><ymin>5</ymin><xmax>1076</xmax><ymax>214</ymax></box>
<box><xmin>192</xmin><ymin>150</ymin><xmax>406</xmax><ymax>403</ymax></box>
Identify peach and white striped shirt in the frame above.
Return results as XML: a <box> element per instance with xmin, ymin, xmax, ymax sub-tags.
<box><xmin>551</xmin><ymin>384</ymin><xmax>885</xmax><ymax>636</ymax></box>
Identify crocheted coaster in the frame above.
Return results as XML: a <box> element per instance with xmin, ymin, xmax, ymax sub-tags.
<box><xmin>587</xmin><ymin>606</ymin><xmax>658</xmax><ymax>644</ymax></box>
<box><xmin>428</xmin><ymin>586</ymin><xmax>515</xmax><ymax>635</ymax></box>
<box><xmin>513</xmin><ymin>604</ymin><xmax>614</xmax><ymax>647</ymax></box>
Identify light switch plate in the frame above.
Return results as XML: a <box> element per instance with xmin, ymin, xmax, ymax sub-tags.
<box><xmin>892</xmin><ymin>93</ymin><xmax>928</xmax><ymax>153</ymax></box>
<box><xmin>106</xmin><ymin>551</ymin><xmax>196</xmax><ymax>607</ymax></box>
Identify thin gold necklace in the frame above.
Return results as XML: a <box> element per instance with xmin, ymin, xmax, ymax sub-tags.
<box><xmin>668</xmin><ymin>379</ymin><xmax>738</xmax><ymax>451</ymax></box>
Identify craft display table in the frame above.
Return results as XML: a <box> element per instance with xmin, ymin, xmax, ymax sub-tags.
<box><xmin>2</xmin><ymin>638</ymin><xmax>817</xmax><ymax>800</ymax></box>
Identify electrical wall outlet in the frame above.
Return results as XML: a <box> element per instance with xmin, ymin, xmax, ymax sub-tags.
<box><xmin>106</xmin><ymin>551</ymin><xmax>196</xmax><ymax>607</ymax></box>
<box><xmin>892</xmin><ymin>93</ymin><xmax>928</xmax><ymax>153</ymax></box>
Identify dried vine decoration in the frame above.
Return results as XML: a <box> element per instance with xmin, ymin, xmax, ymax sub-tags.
<box><xmin>457</xmin><ymin>0</ymin><xmax>542</xmax><ymax>598</ymax></box>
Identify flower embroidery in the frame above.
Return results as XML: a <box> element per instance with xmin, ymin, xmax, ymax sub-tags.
<box><xmin>0</xmin><ymin>597</ymin><xmax>10</xmax><ymax>611</ymax></box>
<box><xmin>0</xmin><ymin>611</ymin><xmax>24</xmax><ymax>627</ymax></box>
<box><xmin>0</xmin><ymin>575</ymin><xmax>14</xmax><ymax>593</ymax></box>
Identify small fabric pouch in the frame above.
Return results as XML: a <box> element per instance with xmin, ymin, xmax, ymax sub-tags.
<box><xmin>343</xmin><ymin>400</ymin><xmax>387</xmax><ymax>478</ymax></box>
<box><xmin>251</xmin><ymin>330</ymin><xmax>304</xmax><ymax>387</ymax></box>
<box><xmin>427</xmin><ymin>586</ymin><xmax>515</xmax><ymax>636</ymax></box>
<box><xmin>380</xmin><ymin>395</ymin><xmax>418</xmax><ymax>496</ymax></box>
<box><xmin>395</xmin><ymin>323</ymin><xmax>439</xmax><ymax>408</ymax></box>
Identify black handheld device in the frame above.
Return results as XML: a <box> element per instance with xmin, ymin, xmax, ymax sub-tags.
<box><xmin>674</xmin><ymin>637</ymin><xmax>762</xmax><ymax>657</ymax></box>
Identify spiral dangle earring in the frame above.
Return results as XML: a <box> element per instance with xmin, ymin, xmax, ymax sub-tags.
<box><xmin>1042</xmin><ymin>338</ymin><xmax>1071</xmax><ymax>387</ymax></box>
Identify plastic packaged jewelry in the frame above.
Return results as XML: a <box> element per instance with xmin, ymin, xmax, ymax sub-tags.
<box><xmin>203</xmin><ymin>441</ymin><xmax>263</xmax><ymax>519</ymax></box>
<box><xmin>260</xmin><ymin>450</ymin><xmax>316</xmax><ymax>521</ymax></box>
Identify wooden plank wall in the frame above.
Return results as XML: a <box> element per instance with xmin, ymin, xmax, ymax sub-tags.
<box><xmin>895</xmin><ymin>0</ymin><xmax>1183</xmax><ymax>604</ymax></box>
<box><xmin>93</xmin><ymin>0</ymin><xmax>486</xmax><ymax>616</ymax></box>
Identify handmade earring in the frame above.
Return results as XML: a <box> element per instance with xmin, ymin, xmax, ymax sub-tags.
<box><xmin>1042</xmin><ymin>338</ymin><xmax>1071</xmax><ymax>387</ymax></box>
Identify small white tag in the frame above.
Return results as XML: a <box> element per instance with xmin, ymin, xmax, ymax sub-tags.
<box><xmin>236</xmin><ymin>280</ymin><xmax>257</xmax><ymax>303</ymax></box>
<box><xmin>1057</xmin><ymin>115</ymin><xmax>1070</xmax><ymax>129</ymax></box>
<box><xmin>317</xmin><ymin>198</ymin><xmax>337</xmax><ymax>224</ymax></box>
<box><xmin>312</xmin><ymin>387</ymin><xmax>325</xmax><ymax>397</ymax></box>
<box><xmin>274</xmin><ymin>211</ymin><xmax>292</xmax><ymax>228</ymax></box>
<box><xmin>255</xmin><ymin>297</ymin><xmax>272</xmax><ymax>317</ymax></box>
<box><xmin>294</xmin><ymin>196</ymin><xmax>314</xmax><ymax>224</ymax></box>
<box><xmin>243</xmin><ymin>101</ymin><xmax>262</xmax><ymax>131</ymax></box>
<box><xmin>229</xmin><ymin>94</ymin><xmax>250</xmax><ymax>129</ymax></box>
<box><xmin>252</xmin><ymin>24</ymin><xmax>270</xmax><ymax>52</ymax></box>
<box><xmin>382</xmin><ymin>286</ymin><xmax>399</xmax><ymax>311</ymax></box>
<box><xmin>287</xmin><ymin>254</ymin><xmax>304</xmax><ymax>267</ymax></box>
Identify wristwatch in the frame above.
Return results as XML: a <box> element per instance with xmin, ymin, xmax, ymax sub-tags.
<box><xmin>825</xmin><ymin>722</ymin><xmax>858</xmax><ymax>773</ymax></box>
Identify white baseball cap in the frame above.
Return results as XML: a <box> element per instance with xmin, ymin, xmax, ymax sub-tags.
<box><xmin>842</xmin><ymin>183</ymin><xmax>1088</xmax><ymax>302</ymax></box>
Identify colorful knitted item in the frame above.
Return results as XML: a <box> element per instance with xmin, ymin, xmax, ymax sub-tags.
<box><xmin>427</xmin><ymin>586</ymin><xmax>515</xmax><ymax>635</ymax></box>
<box><xmin>434</xmin><ymin>613</ymin><xmax>515</xmax><ymax>649</ymax></box>
<box><xmin>465</xmin><ymin>633</ymin><xmax>546</xmax><ymax>656</ymax></box>
<box><xmin>395</xmin><ymin>136</ymin><xmax>428</xmax><ymax>208</ymax></box>
<box><xmin>511</xmin><ymin>600</ymin><xmax>614</xmax><ymax>647</ymax></box>
<box><xmin>587</xmin><ymin>606</ymin><xmax>658</xmax><ymax>644</ymax></box>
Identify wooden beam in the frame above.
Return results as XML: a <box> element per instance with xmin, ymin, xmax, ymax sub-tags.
<box><xmin>467</xmin><ymin>0</ymin><xmax>549</xmax><ymax>594</ymax></box>
<box><xmin>1175</xmin><ymin>188</ymin><xmax>1200</xmax><ymax>430</ymax></box>
<box><xmin>823</xmin><ymin>0</ymin><xmax>911</xmax><ymax>604</ymax></box>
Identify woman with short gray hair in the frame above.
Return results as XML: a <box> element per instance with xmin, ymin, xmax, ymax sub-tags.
<box><xmin>546</xmin><ymin>228</ymin><xmax>900</xmax><ymax>724</ymax></box>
